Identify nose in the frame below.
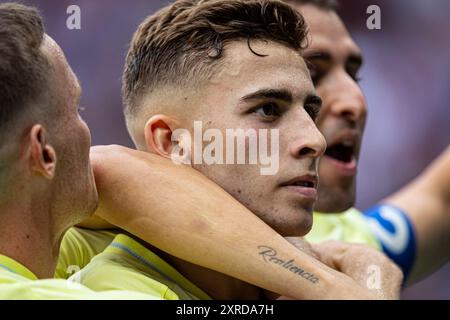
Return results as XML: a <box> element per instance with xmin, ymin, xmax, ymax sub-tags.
<box><xmin>290</xmin><ymin>118</ymin><xmax>327</xmax><ymax>159</ymax></box>
<box><xmin>329</xmin><ymin>71</ymin><xmax>367</xmax><ymax>124</ymax></box>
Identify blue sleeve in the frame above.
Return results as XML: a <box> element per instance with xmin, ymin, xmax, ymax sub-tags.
<box><xmin>363</xmin><ymin>204</ymin><xmax>417</xmax><ymax>280</ymax></box>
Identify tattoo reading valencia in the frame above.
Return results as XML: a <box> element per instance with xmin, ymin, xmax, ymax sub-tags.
<box><xmin>258</xmin><ymin>246</ymin><xmax>319</xmax><ymax>284</ymax></box>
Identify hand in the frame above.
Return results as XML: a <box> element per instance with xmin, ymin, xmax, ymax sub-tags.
<box><xmin>312</xmin><ymin>241</ymin><xmax>403</xmax><ymax>300</ymax></box>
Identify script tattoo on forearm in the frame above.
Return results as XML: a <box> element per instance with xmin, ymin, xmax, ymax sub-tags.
<box><xmin>258</xmin><ymin>246</ymin><xmax>319</xmax><ymax>284</ymax></box>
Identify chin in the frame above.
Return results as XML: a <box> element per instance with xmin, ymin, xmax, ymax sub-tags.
<box><xmin>316</xmin><ymin>187</ymin><xmax>355</xmax><ymax>213</ymax></box>
<box><xmin>272</xmin><ymin>210</ymin><xmax>313</xmax><ymax>237</ymax></box>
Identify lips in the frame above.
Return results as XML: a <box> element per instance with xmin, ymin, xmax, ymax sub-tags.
<box><xmin>281</xmin><ymin>175</ymin><xmax>318</xmax><ymax>189</ymax></box>
<box><xmin>325</xmin><ymin>140</ymin><xmax>355</xmax><ymax>163</ymax></box>
<box><xmin>280</xmin><ymin>175</ymin><xmax>318</xmax><ymax>200</ymax></box>
<box><xmin>323</xmin><ymin>130</ymin><xmax>360</xmax><ymax>176</ymax></box>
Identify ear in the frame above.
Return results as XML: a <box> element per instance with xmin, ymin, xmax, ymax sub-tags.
<box><xmin>144</xmin><ymin>115</ymin><xmax>179</xmax><ymax>159</ymax></box>
<box><xmin>29</xmin><ymin>125</ymin><xmax>57</xmax><ymax>179</ymax></box>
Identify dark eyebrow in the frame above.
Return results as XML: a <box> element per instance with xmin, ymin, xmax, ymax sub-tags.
<box><xmin>305</xmin><ymin>52</ymin><xmax>364</xmax><ymax>66</ymax></box>
<box><xmin>304</xmin><ymin>52</ymin><xmax>332</xmax><ymax>62</ymax></box>
<box><xmin>303</xmin><ymin>52</ymin><xmax>332</xmax><ymax>73</ymax></box>
<box><xmin>305</xmin><ymin>51</ymin><xmax>363</xmax><ymax>67</ymax></box>
<box><xmin>240</xmin><ymin>89</ymin><xmax>293</xmax><ymax>103</ymax></box>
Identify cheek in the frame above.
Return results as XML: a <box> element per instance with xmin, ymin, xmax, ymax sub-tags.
<box><xmin>195</xmin><ymin>161</ymin><xmax>272</xmax><ymax>204</ymax></box>
<box><xmin>316</xmin><ymin>113</ymin><xmax>336</xmax><ymax>142</ymax></box>
<box><xmin>227</xmin><ymin>173</ymin><xmax>274</xmax><ymax>213</ymax></box>
<box><xmin>314</xmin><ymin>76</ymin><xmax>337</xmax><ymax>120</ymax></box>
<box><xmin>80</xmin><ymin>119</ymin><xmax>92</xmax><ymax>142</ymax></box>
<box><xmin>77</xmin><ymin>120</ymin><xmax>92</xmax><ymax>154</ymax></box>
<box><xmin>316</xmin><ymin>101</ymin><xmax>332</xmax><ymax>129</ymax></box>
<box><xmin>66</xmin><ymin>119</ymin><xmax>92</xmax><ymax>173</ymax></box>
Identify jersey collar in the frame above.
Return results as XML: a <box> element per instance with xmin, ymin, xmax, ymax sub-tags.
<box><xmin>0</xmin><ymin>254</ymin><xmax>38</xmax><ymax>280</ymax></box>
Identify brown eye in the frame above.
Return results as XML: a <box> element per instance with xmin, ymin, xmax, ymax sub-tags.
<box><xmin>254</xmin><ymin>102</ymin><xmax>281</xmax><ymax>120</ymax></box>
<box><xmin>346</xmin><ymin>60</ymin><xmax>363</xmax><ymax>83</ymax></box>
<box><xmin>306</xmin><ymin>59</ymin><xmax>326</xmax><ymax>86</ymax></box>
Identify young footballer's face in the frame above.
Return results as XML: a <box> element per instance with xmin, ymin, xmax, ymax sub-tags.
<box><xmin>297</xmin><ymin>5</ymin><xmax>367</xmax><ymax>213</ymax></box>
<box><xmin>41</xmin><ymin>36</ymin><xmax>98</xmax><ymax>227</ymax></box>
<box><xmin>180</xmin><ymin>41</ymin><xmax>326</xmax><ymax>236</ymax></box>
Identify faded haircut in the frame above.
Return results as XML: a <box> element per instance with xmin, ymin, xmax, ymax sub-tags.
<box><xmin>122</xmin><ymin>0</ymin><xmax>309</xmax><ymax>123</ymax></box>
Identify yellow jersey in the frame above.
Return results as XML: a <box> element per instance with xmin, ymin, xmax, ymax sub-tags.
<box><xmin>306</xmin><ymin>208</ymin><xmax>381</xmax><ymax>249</ymax></box>
<box><xmin>72</xmin><ymin>234</ymin><xmax>210</xmax><ymax>300</ymax></box>
<box><xmin>0</xmin><ymin>254</ymin><xmax>159</xmax><ymax>300</ymax></box>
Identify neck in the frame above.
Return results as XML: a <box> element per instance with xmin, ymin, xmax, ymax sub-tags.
<box><xmin>155</xmin><ymin>248</ymin><xmax>263</xmax><ymax>300</ymax></box>
<box><xmin>0</xmin><ymin>197</ymin><xmax>60</xmax><ymax>279</ymax></box>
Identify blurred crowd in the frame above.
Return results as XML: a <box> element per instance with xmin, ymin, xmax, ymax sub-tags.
<box><xmin>15</xmin><ymin>0</ymin><xmax>450</xmax><ymax>299</ymax></box>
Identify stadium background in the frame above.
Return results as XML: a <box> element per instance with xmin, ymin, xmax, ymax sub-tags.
<box><xmin>9</xmin><ymin>0</ymin><xmax>450</xmax><ymax>299</ymax></box>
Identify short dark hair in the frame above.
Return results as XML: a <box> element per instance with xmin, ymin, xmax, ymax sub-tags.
<box><xmin>282</xmin><ymin>0</ymin><xmax>338</xmax><ymax>11</ymax></box>
<box><xmin>122</xmin><ymin>0</ymin><xmax>309</xmax><ymax>120</ymax></box>
<box><xmin>0</xmin><ymin>3</ymin><xmax>49</xmax><ymax>133</ymax></box>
